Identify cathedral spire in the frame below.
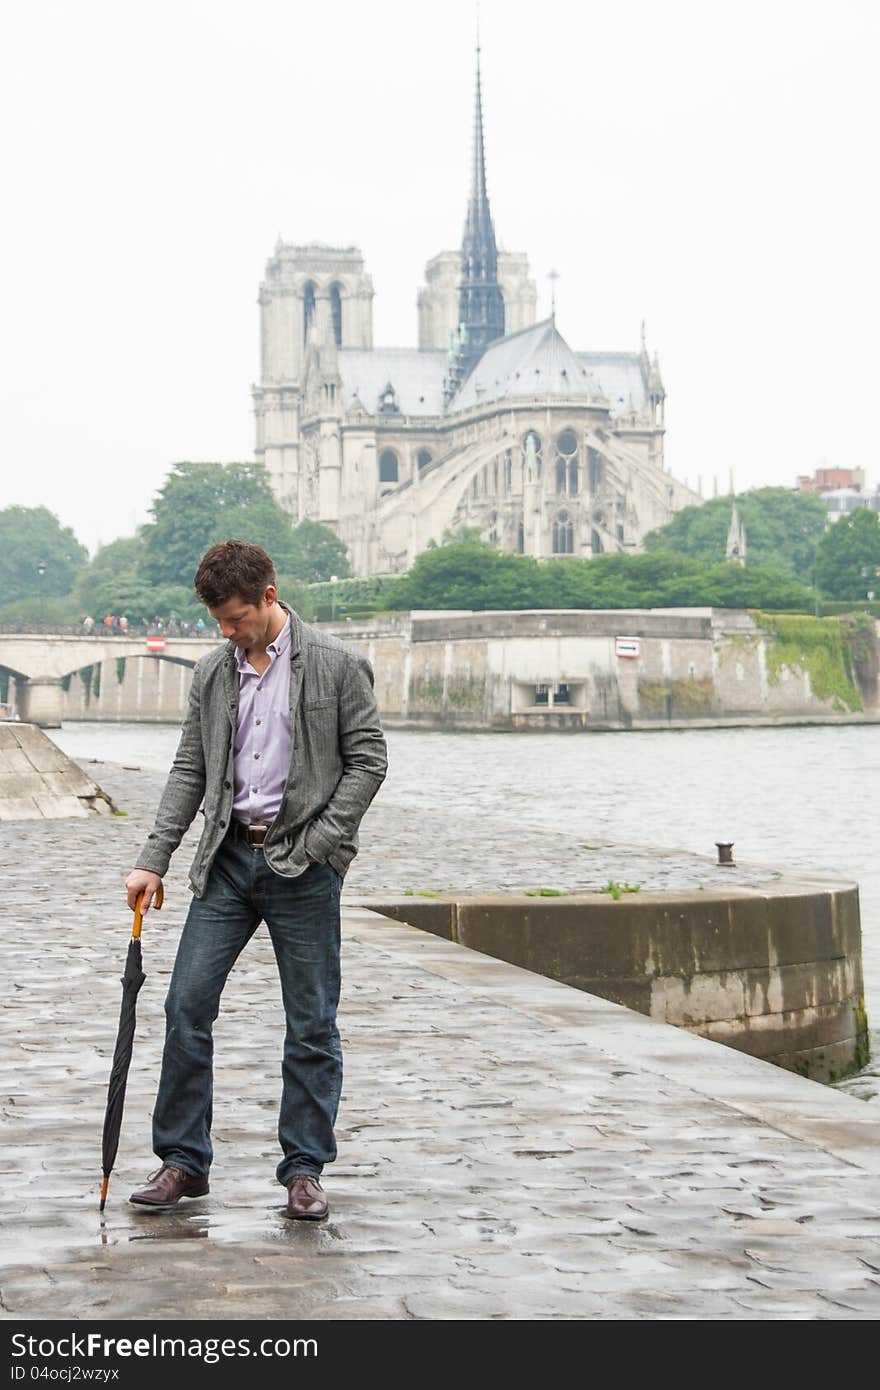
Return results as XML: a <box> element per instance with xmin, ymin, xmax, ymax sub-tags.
<box><xmin>726</xmin><ymin>500</ymin><xmax>747</xmax><ymax>566</ymax></box>
<box><xmin>453</xmin><ymin>42</ymin><xmax>505</xmax><ymax>385</ymax></box>
<box><xmin>469</xmin><ymin>42</ymin><xmax>490</xmax><ymax>221</ymax></box>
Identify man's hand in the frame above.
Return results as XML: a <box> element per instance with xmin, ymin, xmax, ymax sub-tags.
<box><xmin>125</xmin><ymin>869</ymin><xmax>164</xmax><ymax>913</ymax></box>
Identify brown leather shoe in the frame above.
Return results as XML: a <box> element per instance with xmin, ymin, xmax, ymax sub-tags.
<box><xmin>129</xmin><ymin>1164</ymin><xmax>209</xmax><ymax>1208</ymax></box>
<box><xmin>285</xmin><ymin>1174</ymin><xmax>328</xmax><ymax>1220</ymax></box>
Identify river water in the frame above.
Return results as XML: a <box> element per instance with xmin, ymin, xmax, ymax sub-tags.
<box><xmin>54</xmin><ymin>720</ymin><xmax>880</xmax><ymax>1100</ymax></box>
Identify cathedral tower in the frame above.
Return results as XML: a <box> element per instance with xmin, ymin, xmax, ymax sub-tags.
<box><xmin>254</xmin><ymin>243</ymin><xmax>373</xmax><ymax>517</ymax></box>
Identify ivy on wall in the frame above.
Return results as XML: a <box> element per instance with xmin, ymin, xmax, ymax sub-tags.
<box><xmin>751</xmin><ymin>611</ymin><xmax>864</xmax><ymax>712</ymax></box>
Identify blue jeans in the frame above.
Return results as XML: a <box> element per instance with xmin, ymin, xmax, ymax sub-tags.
<box><xmin>151</xmin><ymin>831</ymin><xmax>343</xmax><ymax>1187</ymax></box>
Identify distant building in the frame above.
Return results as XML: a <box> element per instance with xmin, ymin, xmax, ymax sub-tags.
<box><xmin>821</xmin><ymin>488</ymin><xmax>880</xmax><ymax>523</ymax></box>
<box><xmin>795</xmin><ymin>466</ymin><xmax>879</xmax><ymax>524</ymax></box>
<box><xmin>796</xmin><ymin>466</ymin><xmax>866</xmax><ymax>494</ymax></box>
<box><xmin>253</xmin><ymin>50</ymin><xmax>701</xmax><ymax>577</ymax></box>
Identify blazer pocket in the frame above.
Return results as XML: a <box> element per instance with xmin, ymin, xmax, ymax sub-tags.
<box><xmin>304</xmin><ymin>697</ymin><xmax>337</xmax><ymax>710</ymax></box>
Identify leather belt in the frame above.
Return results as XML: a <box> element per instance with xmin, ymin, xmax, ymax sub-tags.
<box><xmin>231</xmin><ymin>820</ymin><xmax>269</xmax><ymax>847</ymax></box>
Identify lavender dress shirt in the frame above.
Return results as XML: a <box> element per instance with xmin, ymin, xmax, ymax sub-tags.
<box><xmin>232</xmin><ymin>615</ymin><xmax>292</xmax><ymax>825</ymax></box>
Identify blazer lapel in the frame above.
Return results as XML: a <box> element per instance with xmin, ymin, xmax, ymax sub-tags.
<box><xmin>223</xmin><ymin>642</ymin><xmax>239</xmax><ymax>730</ymax></box>
<box><xmin>281</xmin><ymin>600</ymin><xmax>304</xmax><ymax>793</ymax></box>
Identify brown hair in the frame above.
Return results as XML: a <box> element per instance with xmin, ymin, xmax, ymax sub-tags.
<box><xmin>194</xmin><ymin>540</ymin><xmax>277</xmax><ymax>608</ymax></box>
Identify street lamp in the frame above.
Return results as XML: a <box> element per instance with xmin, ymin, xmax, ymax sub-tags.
<box><xmin>36</xmin><ymin>559</ymin><xmax>47</xmax><ymax>623</ymax></box>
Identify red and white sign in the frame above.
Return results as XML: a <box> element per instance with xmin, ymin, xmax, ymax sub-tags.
<box><xmin>615</xmin><ymin>636</ymin><xmax>641</xmax><ymax>659</ymax></box>
<box><xmin>146</xmin><ymin>637</ymin><xmax>166</xmax><ymax>653</ymax></box>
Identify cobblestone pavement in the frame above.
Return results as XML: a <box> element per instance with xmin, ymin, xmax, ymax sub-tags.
<box><xmin>1</xmin><ymin>762</ymin><xmax>880</xmax><ymax>1320</ymax></box>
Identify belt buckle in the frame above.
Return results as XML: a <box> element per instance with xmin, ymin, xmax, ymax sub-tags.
<box><xmin>245</xmin><ymin>823</ymin><xmax>268</xmax><ymax>847</ymax></box>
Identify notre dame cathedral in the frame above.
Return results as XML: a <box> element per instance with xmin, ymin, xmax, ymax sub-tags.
<box><xmin>252</xmin><ymin>54</ymin><xmax>701</xmax><ymax>577</ymax></box>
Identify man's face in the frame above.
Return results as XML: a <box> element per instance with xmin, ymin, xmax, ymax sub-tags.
<box><xmin>209</xmin><ymin>588</ymin><xmax>276</xmax><ymax>647</ymax></box>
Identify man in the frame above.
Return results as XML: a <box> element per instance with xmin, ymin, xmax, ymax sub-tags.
<box><xmin>124</xmin><ymin>540</ymin><xmax>387</xmax><ymax>1220</ymax></box>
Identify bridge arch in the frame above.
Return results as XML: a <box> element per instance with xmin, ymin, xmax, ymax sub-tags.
<box><xmin>0</xmin><ymin>635</ymin><xmax>211</xmax><ymax>726</ymax></box>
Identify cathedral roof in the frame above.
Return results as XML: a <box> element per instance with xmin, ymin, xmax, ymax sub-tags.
<box><xmin>575</xmin><ymin>352</ymin><xmax>649</xmax><ymax>417</ymax></box>
<box><xmin>449</xmin><ymin>318</ymin><xmax>602</xmax><ymax>411</ymax></box>
<box><xmin>335</xmin><ymin>328</ymin><xmax>652</xmax><ymax>422</ymax></box>
<box><xmin>338</xmin><ymin>348</ymin><xmax>447</xmax><ymax>417</ymax></box>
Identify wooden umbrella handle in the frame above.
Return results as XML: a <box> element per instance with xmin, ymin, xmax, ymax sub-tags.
<box><xmin>133</xmin><ymin>882</ymin><xmax>164</xmax><ymax>939</ymax></box>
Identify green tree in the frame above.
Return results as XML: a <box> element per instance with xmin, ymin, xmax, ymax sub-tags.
<box><xmin>208</xmin><ymin>501</ymin><xmax>299</xmax><ymax>574</ymax></box>
<box><xmin>392</xmin><ymin>543</ymin><xmax>543</xmax><ymax>610</ymax></box>
<box><xmin>441</xmin><ymin>525</ymin><xmax>485</xmax><ymax>546</ymax></box>
<box><xmin>288</xmin><ymin>518</ymin><xmax>351</xmax><ymax>583</ymax></box>
<box><xmin>142</xmin><ymin>462</ymin><xmax>289</xmax><ymax>586</ymax></box>
<box><xmin>644</xmin><ymin>487</ymin><xmax>828</xmax><ymax>581</ymax></box>
<box><xmin>388</xmin><ymin>543</ymin><xmax>814</xmax><ymax>613</ymax></box>
<box><xmin>274</xmin><ymin>575</ymin><xmax>319</xmax><ymax>621</ymax></box>
<box><xmin>74</xmin><ymin>536</ymin><xmax>147</xmax><ymax>614</ymax></box>
<box><xmin>0</xmin><ymin>506</ymin><xmax>88</xmax><ymax>604</ymax></box>
<box><xmin>813</xmin><ymin>508</ymin><xmax>880</xmax><ymax>599</ymax></box>
<box><xmin>70</xmin><ymin>534</ymin><xmax>209</xmax><ymax>621</ymax></box>
<box><xmin>0</xmin><ymin>594</ymin><xmax>82</xmax><ymax>625</ymax></box>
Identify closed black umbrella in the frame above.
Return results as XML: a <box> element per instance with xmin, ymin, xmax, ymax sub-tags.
<box><xmin>99</xmin><ymin>885</ymin><xmax>164</xmax><ymax>1211</ymax></box>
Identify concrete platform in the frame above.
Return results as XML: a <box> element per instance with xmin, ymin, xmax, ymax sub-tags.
<box><xmin>1</xmin><ymin>757</ymin><xmax>880</xmax><ymax>1320</ymax></box>
<box><xmin>0</xmin><ymin>724</ymin><xmax>115</xmax><ymax>820</ymax></box>
<box><xmin>3</xmin><ymin>896</ymin><xmax>880</xmax><ymax>1319</ymax></box>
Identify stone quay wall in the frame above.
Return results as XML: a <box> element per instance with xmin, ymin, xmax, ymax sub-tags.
<box><xmin>363</xmin><ymin>870</ymin><xmax>869</xmax><ymax>1084</ymax></box>
<box><xmin>12</xmin><ymin>606</ymin><xmax>879</xmax><ymax>728</ymax></box>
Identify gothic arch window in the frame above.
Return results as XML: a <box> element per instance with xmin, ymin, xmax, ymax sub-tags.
<box><xmin>329</xmin><ymin>283</ymin><xmax>343</xmax><ymax>347</ymax></box>
<box><xmin>555</xmin><ymin>429</ymin><xmax>578</xmax><ymax>496</ymax></box>
<box><xmin>379</xmin><ymin>449</ymin><xmax>399</xmax><ymax>484</ymax></box>
<box><xmin>522</xmin><ymin>430</ymin><xmax>543</xmax><ymax>481</ymax></box>
<box><xmin>303</xmin><ymin>282</ymin><xmax>316</xmax><ymax>344</ymax></box>
<box><xmin>588</xmin><ymin>447</ymin><xmax>602</xmax><ymax>493</ymax></box>
<box><xmin>504</xmin><ymin>450</ymin><xmax>512</xmax><ymax>494</ymax></box>
<box><xmin>517</xmin><ymin>521</ymin><xmax>524</xmax><ymax>553</ymax></box>
<box><xmin>552</xmin><ymin>511</ymin><xmax>574</xmax><ymax>554</ymax></box>
<box><xmin>417</xmin><ymin>448</ymin><xmax>433</xmax><ymax>470</ymax></box>
<box><xmin>591</xmin><ymin>528</ymin><xmax>603</xmax><ymax>554</ymax></box>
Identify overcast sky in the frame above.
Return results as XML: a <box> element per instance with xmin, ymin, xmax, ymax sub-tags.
<box><xmin>1</xmin><ymin>0</ymin><xmax>878</xmax><ymax>554</ymax></box>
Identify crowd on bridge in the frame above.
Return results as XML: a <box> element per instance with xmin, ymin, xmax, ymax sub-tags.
<box><xmin>79</xmin><ymin>614</ymin><xmax>220</xmax><ymax>638</ymax></box>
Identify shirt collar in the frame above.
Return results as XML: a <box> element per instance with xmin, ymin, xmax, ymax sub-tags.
<box><xmin>236</xmin><ymin>614</ymin><xmax>291</xmax><ymax>669</ymax></box>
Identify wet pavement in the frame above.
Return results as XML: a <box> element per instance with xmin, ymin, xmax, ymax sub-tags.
<box><xmin>2</xmin><ymin>761</ymin><xmax>880</xmax><ymax>1319</ymax></box>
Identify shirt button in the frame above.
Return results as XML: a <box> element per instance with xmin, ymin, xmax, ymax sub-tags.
<box><xmin>255</xmin><ymin>719</ymin><xmax>262</xmax><ymax>726</ymax></box>
<box><xmin>254</xmin><ymin>752</ymin><xmax>260</xmax><ymax>759</ymax></box>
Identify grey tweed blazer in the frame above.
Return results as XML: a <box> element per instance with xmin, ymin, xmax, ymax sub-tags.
<box><xmin>134</xmin><ymin>601</ymin><xmax>388</xmax><ymax>894</ymax></box>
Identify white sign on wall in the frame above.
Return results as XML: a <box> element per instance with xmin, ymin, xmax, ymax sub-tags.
<box><xmin>615</xmin><ymin>636</ymin><xmax>641</xmax><ymax>659</ymax></box>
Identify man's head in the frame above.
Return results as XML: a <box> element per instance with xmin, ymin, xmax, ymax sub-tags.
<box><xmin>194</xmin><ymin>540</ymin><xmax>281</xmax><ymax>648</ymax></box>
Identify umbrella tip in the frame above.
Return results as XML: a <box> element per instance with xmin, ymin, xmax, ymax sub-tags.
<box><xmin>99</xmin><ymin>1176</ymin><xmax>109</xmax><ymax>1211</ymax></box>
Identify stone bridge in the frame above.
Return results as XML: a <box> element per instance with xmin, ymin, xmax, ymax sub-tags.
<box><xmin>0</xmin><ymin>633</ymin><xmax>217</xmax><ymax>725</ymax></box>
